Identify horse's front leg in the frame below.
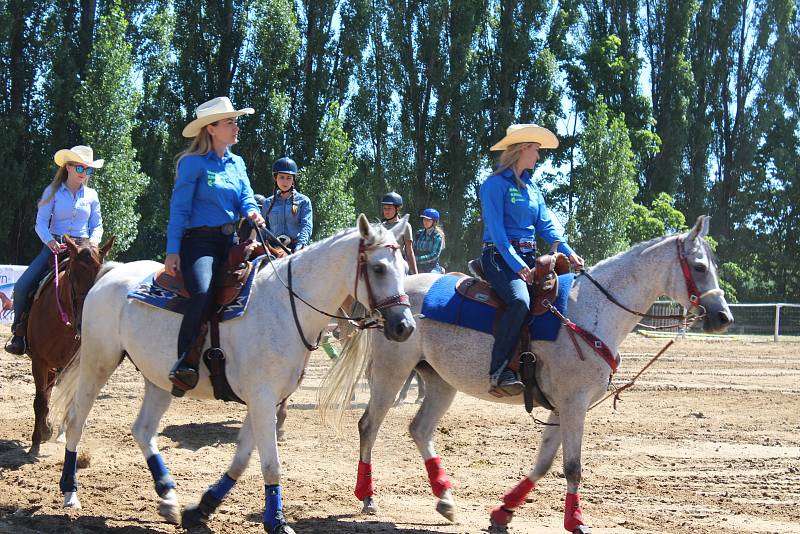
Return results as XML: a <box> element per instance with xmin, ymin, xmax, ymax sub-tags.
<box><xmin>558</xmin><ymin>400</ymin><xmax>592</xmax><ymax>534</ymax></box>
<box><xmin>182</xmin><ymin>412</ymin><xmax>256</xmax><ymax>528</ymax></box>
<box><xmin>489</xmin><ymin>410</ymin><xmax>561</xmax><ymax>530</ymax></box>
<box><xmin>30</xmin><ymin>361</ymin><xmax>55</xmax><ymax>453</ymax></box>
<box><xmin>250</xmin><ymin>390</ymin><xmax>296</xmax><ymax>534</ymax></box>
<box><xmin>131</xmin><ymin>379</ymin><xmax>179</xmax><ymax>523</ymax></box>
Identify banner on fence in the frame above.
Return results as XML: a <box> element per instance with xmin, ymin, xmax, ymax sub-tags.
<box><xmin>0</xmin><ymin>265</ymin><xmax>27</xmax><ymax>324</ymax></box>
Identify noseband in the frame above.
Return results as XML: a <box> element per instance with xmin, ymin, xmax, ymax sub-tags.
<box><xmin>354</xmin><ymin>239</ymin><xmax>411</xmax><ymax>312</ymax></box>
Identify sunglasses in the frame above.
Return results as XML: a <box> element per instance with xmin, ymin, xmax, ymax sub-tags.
<box><xmin>70</xmin><ymin>164</ymin><xmax>95</xmax><ymax>175</ymax></box>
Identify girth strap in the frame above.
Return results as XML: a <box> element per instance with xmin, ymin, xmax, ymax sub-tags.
<box><xmin>203</xmin><ymin>315</ymin><xmax>245</xmax><ymax>404</ymax></box>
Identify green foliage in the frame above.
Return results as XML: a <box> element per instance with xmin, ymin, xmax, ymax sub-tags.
<box><xmin>76</xmin><ymin>0</ymin><xmax>148</xmax><ymax>256</ymax></box>
<box><xmin>300</xmin><ymin>103</ymin><xmax>357</xmax><ymax>238</ymax></box>
<box><xmin>718</xmin><ymin>262</ymin><xmax>747</xmax><ymax>304</ymax></box>
<box><xmin>627</xmin><ymin>192</ymin><xmax>687</xmax><ymax>243</ymax></box>
<box><xmin>571</xmin><ymin>98</ymin><xmax>638</xmax><ymax>264</ymax></box>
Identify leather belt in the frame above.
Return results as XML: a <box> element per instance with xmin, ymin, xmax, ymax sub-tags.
<box><xmin>483</xmin><ymin>240</ymin><xmax>537</xmax><ymax>252</ymax></box>
<box><xmin>184</xmin><ymin>223</ymin><xmax>236</xmax><ymax>236</ymax></box>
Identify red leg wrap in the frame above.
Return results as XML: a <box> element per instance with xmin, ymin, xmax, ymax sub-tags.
<box><xmin>490</xmin><ymin>504</ymin><xmax>515</xmax><ymax>527</ymax></box>
<box><xmin>563</xmin><ymin>492</ymin><xmax>586</xmax><ymax>532</ymax></box>
<box><xmin>354</xmin><ymin>460</ymin><xmax>374</xmax><ymax>501</ymax></box>
<box><xmin>503</xmin><ymin>477</ymin><xmax>535</xmax><ymax>509</ymax></box>
<box><xmin>424</xmin><ymin>457</ymin><xmax>452</xmax><ymax>498</ymax></box>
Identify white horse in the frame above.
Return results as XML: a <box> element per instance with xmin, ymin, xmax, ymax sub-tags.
<box><xmin>52</xmin><ymin>214</ymin><xmax>416</xmax><ymax>534</ymax></box>
<box><xmin>319</xmin><ymin>215</ymin><xmax>733</xmax><ymax>533</ymax></box>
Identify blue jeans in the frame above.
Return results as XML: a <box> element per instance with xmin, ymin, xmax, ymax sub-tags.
<box><xmin>11</xmin><ymin>245</ymin><xmax>53</xmax><ymax>333</ymax></box>
<box><xmin>480</xmin><ymin>247</ymin><xmax>535</xmax><ymax>375</ymax></box>
<box><xmin>177</xmin><ymin>232</ymin><xmax>235</xmax><ymax>357</ymax></box>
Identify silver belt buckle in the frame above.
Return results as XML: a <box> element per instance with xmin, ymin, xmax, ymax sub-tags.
<box><xmin>221</xmin><ymin>223</ymin><xmax>235</xmax><ymax>235</ymax></box>
<box><xmin>518</xmin><ymin>241</ymin><xmax>535</xmax><ymax>253</ymax></box>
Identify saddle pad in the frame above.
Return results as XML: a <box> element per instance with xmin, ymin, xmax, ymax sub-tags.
<box><xmin>127</xmin><ymin>254</ymin><xmax>268</xmax><ymax>322</ymax></box>
<box><xmin>420</xmin><ymin>273</ymin><xmax>574</xmax><ymax>342</ymax></box>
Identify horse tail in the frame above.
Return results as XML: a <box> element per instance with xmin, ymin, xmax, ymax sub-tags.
<box><xmin>48</xmin><ymin>348</ymin><xmax>82</xmax><ymax>440</ymax></box>
<box><xmin>318</xmin><ymin>325</ymin><xmax>373</xmax><ymax>431</ymax></box>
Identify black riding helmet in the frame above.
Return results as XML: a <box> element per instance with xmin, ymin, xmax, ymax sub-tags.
<box><xmin>381</xmin><ymin>191</ymin><xmax>403</xmax><ymax>207</ymax></box>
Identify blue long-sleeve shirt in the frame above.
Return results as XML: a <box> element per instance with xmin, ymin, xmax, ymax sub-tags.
<box><xmin>480</xmin><ymin>168</ymin><xmax>574</xmax><ymax>273</ymax></box>
<box><xmin>35</xmin><ymin>183</ymin><xmax>103</xmax><ymax>245</ymax></box>
<box><xmin>262</xmin><ymin>191</ymin><xmax>313</xmax><ymax>247</ymax></box>
<box><xmin>166</xmin><ymin>149</ymin><xmax>259</xmax><ymax>254</ymax></box>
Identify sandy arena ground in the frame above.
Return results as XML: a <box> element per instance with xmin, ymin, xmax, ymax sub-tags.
<box><xmin>1</xmin><ymin>323</ymin><xmax>799</xmax><ymax>533</ymax></box>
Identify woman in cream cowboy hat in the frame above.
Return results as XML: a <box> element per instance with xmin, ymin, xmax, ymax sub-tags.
<box><xmin>4</xmin><ymin>145</ymin><xmax>105</xmax><ymax>355</ymax></box>
<box><xmin>165</xmin><ymin>96</ymin><xmax>265</xmax><ymax>396</ymax></box>
<box><xmin>479</xmin><ymin>124</ymin><xmax>584</xmax><ymax>396</ymax></box>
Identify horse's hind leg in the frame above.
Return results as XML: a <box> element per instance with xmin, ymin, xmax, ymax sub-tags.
<box><xmin>408</xmin><ymin>364</ymin><xmax>457</xmax><ymax>522</ymax></box>
<box><xmin>30</xmin><ymin>360</ymin><xmax>55</xmax><ymax>453</ymax></box>
<box><xmin>356</xmin><ymin>353</ymin><xmax>420</xmax><ymax>515</ymax></box>
<box><xmin>558</xmin><ymin>401</ymin><xmax>592</xmax><ymax>533</ymax></box>
<box><xmin>131</xmin><ymin>379</ymin><xmax>179</xmax><ymax>524</ymax></box>
<box><xmin>276</xmin><ymin>398</ymin><xmax>288</xmax><ymax>442</ymax></box>
<box><xmin>489</xmin><ymin>410</ymin><xmax>561</xmax><ymax>530</ymax></box>
<box><xmin>182</xmin><ymin>412</ymin><xmax>256</xmax><ymax>528</ymax></box>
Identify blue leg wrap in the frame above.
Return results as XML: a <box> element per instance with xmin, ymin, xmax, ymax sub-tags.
<box><xmin>207</xmin><ymin>473</ymin><xmax>237</xmax><ymax>501</ymax></box>
<box><xmin>146</xmin><ymin>453</ymin><xmax>176</xmax><ymax>498</ymax></box>
<box><xmin>59</xmin><ymin>449</ymin><xmax>78</xmax><ymax>493</ymax></box>
<box><xmin>263</xmin><ymin>484</ymin><xmax>286</xmax><ymax>532</ymax></box>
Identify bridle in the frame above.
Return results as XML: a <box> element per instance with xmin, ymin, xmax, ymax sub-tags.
<box><xmin>257</xmin><ymin>226</ymin><xmax>411</xmax><ymax>350</ymax></box>
<box><xmin>53</xmin><ymin>247</ymin><xmax>101</xmax><ymax>334</ymax></box>
<box><xmin>579</xmin><ymin>236</ymin><xmax>723</xmax><ymax>322</ymax></box>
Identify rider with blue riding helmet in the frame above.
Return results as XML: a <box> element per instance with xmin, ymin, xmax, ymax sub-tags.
<box><xmin>164</xmin><ymin>96</ymin><xmax>265</xmax><ymax>395</ymax></box>
<box><xmin>4</xmin><ymin>145</ymin><xmax>104</xmax><ymax>356</ymax></box>
<box><xmin>480</xmin><ymin>124</ymin><xmax>584</xmax><ymax>396</ymax></box>
<box><xmin>261</xmin><ymin>157</ymin><xmax>312</xmax><ymax>253</ymax></box>
<box><xmin>381</xmin><ymin>192</ymin><xmax>417</xmax><ymax>274</ymax></box>
<box><xmin>414</xmin><ymin>208</ymin><xmax>445</xmax><ymax>274</ymax></box>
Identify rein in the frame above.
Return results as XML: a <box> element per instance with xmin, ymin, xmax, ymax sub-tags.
<box><xmin>254</xmin><ymin>226</ymin><xmax>411</xmax><ymax>350</ymax></box>
<box><xmin>52</xmin><ymin>249</ymin><xmax>73</xmax><ymax>327</ymax></box>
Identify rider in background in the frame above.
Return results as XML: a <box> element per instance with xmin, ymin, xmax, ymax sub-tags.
<box><xmin>414</xmin><ymin>208</ymin><xmax>445</xmax><ymax>274</ymax></box>
<box><xmin>381</xmin><ymin>192</ymin><xmax>417</xmax><ymax>274</ymax></box>
<box><xmin>480</xmin><ymin>124</ymin><xmax>584</xmax><ymax>396</ymax></box>
<box><xmin>164</xmin><ymin>96</ymin><xmax>265</xmax><ymax>395</ymax></box>
<box><xmin>261</xmin><ymin>157</ymin><xmax>312</xmax><ymax>253</ymax></box>
<box><xmin>4</xmin><ymin>145</ymin><xmax>104</xmax><ymax>355</ymax></box>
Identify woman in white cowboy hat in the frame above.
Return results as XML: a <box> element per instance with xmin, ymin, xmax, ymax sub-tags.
<box><xmin>4</xmin><ymin>145</ymin><xmax>104</xmax><ymax>355</ymax></box>
<box><xmin>164</xmin><ymin>96</ymin><xmax>266</xmax><ymax>395</ymax></box>
<box><xmin>479</xmin><ymin>124</ymin><xmax>584</xmax><ymax>396</ymax></box>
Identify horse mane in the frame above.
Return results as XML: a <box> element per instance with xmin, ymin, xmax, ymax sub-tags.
<box><xmin>586</xmin><ymin>233</ymin><xmax>678</xmax><ymax>276</ymax></box>
<box><xmin>95</xmin><ymin>261</ymin><xmax>121</xmax><ymax>281</ymax></box>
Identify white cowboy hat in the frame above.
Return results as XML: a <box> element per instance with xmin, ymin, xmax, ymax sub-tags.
<box><xmin>182</xmin><ymin>96</ymin><xmax>254</xmax><ymax>138</ymax></box>
<box><xmin>490</xmin><ymin>123</ymin><xmax>559</xmax><ymax>151</ymax></box>
<box><xmin>53</xmin><ymin>145</ymin><xmax>104</xmax><ymax>168</ymax></box>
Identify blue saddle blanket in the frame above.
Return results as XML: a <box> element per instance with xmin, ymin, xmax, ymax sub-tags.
<box><xmin>127</xmin><ymin>255</ymin><xmax>267</xmax><ymax>322</ymax></box>
<box><xmin>420</xmin><ymin>273</ymin><xmax>574</xmax><ymax>341</ymax></box>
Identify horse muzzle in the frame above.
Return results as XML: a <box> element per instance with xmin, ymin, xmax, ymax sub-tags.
<box><xmin>703</xmin><ymin>306</ymin><xmax>734</xmax><ymax>333</ymax></box>
<box><xmin>381</xmin><ymin>307</ymin><xmax>416</xmax><ymax>342</ymax></box>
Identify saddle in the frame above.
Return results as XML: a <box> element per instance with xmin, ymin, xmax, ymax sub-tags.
<box><xmin>464</xmin><ymin>249</ymin><xmax>570</xmax><ymax>410</ymax></box>
<box><xmin>462</xmin><ymin>251</ymin><xmax>570</xmax><ymax>315</ymax></box>
<box><xmin>154</xmin><ymin>239</ymin><xmax>283</xmax><ymax>306</ymax></box>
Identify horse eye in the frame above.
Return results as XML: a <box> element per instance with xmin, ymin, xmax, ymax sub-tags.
<box><xmin>694</xmin><ymin>264</ymin><xmax>707</xmax><ymax>273</ymax></box>
<box><xmin>372</xmin><ymin>264</ymin><xmax>386</xmax><ymax>275</ymax></box>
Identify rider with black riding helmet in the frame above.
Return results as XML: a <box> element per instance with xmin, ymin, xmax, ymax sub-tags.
<box><xmin>381</xmin><ymin>192</ymin><xmax>417</xmax><ymax>274</ymax></box>
<box><xmin>262</xmin><ymin>157</ymin><xmax>312</xmax><ymax>253</ymax></box>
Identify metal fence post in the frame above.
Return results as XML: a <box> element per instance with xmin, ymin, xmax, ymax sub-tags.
<box><xmin>774</xmin><ymin>304</ymin><xmax>781</xmax><ymax>342</ymax></box>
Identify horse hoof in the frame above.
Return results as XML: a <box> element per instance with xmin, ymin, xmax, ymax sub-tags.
<box><xmin>264</xmin><ymin>523</ymin><xmax>296</xmax><ymax>534</ymax></box>
<box><xmin>181</xmin><ymin>504</ymin><xmax>208</xmax><ymax>528</ymax></box>
<box><xmin>573</xmin><ymin>526</ymin><xmax>592</xmax><ymax>534</ymax></box>
<box><xmin>158</xmin><ymin>489</ymin><xmax>181</xmax><ymax>524</ymax></box>
<box><xmin>277</xmin><ymin>430</ymin><xmax>287</xmax><ymax>443</ymax></box>
<box><xmin>488</xmin><ymin>522</ymin><xmax>509</xmax><ymax>533</ymax></box>
<box><xmin>361</xmin><ymin>496</ymin><xmax>378</xmax><ymax>514</ymax></box>
<box><xmin>436</xmin><ymin>489</ymin><xmax>455</xmax><ymax>522</ymax></box>
<box><xmin>63</xmin><ymin>491</ymin><xmax>82</xmax><ymax>509</ymax></box>
<box><xmin>27</xmin><ymin>444</ymin><xmax>41</xmax><ymax>457</ymax></box>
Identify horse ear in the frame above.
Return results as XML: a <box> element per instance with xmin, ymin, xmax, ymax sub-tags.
<box><xmin>63</xmin><ymin>235</ymin><xmax>78</xmax><ymax>256</ymax></box>
<box><xmin>388</xmin><ymin>214</ymin><xmax>409</xmax><ymax>242</ymax></box>
<box><xmin>688</xmin><ymin>215</ymin><xmax>710</xmax><ymax>241</ymax></box>
<box><xmin>99</xmin><ymin>236</ymin><xmax>115</xmax><ymax>259</ymax></box>
<box><xmin>357</xmin><ymin>213</ymin><xmax>373</xmax><ymax>240</ymax></box>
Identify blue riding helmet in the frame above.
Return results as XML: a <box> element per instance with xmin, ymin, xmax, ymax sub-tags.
<box><xmin>381</xmin><ymin>192</ymin><xmax>403</xmax><ymax>206</ymax></box>
<box><xmin>272</xmin><ymin>157</ymin><xmax>298</xmax><ymax>175</ymax></box>
<box><xmin>420</xmin><ymin>208</ymin><xmax>440</xmax><ymax>221</ymax></box>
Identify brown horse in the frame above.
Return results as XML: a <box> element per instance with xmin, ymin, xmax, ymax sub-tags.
<box><xmin>0</xmin><ymin>291</ymin><xmax>13</xmax><ymax>320</ymax></box>
<box><xmin>25</xmin><ymin>235</ymin><xmax>114</xmax><ymax>453</ymax></box>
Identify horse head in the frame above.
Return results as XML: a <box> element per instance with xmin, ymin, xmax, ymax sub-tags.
<box><xmin>355</xmin><ymin>213</ymin><xmax>416</xmax><ymax>342</ymax></box>
<box><xmin>676</xmin><ymin>216</ymin><xmax>733</xmax><ymax>333</ymax></box>
<box><xmin>62</xmin><ymin>235</ymin><xmax>115</xmax><ymax>323</ymax></box>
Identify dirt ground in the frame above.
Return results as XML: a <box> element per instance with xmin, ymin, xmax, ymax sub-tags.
<box><xmin>1</xmin><ymin>323</ymin><xmax>798</xmax><ymax>534</ymax></box>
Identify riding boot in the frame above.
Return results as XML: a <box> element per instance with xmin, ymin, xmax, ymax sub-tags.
<box><xmin>489</xmin><ymin>360</ymin><xmax>524</xmax><ymax>397</ymax></box>
<box><xmin>5</xmin><ymin>314</ymin><xmax>29</xmax><ymax>355</ymax></box>
<box><xmin>169</xmin><ymin>333</ymin><xmax>205</xmax><ymax>397</ymax></box>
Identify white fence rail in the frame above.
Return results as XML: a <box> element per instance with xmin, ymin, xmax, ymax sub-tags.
<box><xmin>638</xmin><ymin>301</ymin><xmax>800</xmax><ymax>341</ymax></box>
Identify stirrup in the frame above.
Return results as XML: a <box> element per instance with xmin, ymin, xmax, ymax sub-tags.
<box><xmin>169</xmin><ymin>356</ymin><xmax>199</xmax><ymax>397</ymax></box>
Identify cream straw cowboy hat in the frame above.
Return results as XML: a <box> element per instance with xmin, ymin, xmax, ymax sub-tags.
<box><xmin>490</xmin><ymin>123</ymin><xmax>559</xmax><ymax>151</ymax></box>
<box><xmin>53</xmin><ymin>145</ymin><xmax>104</xmax><ymax>168</ymax></box>
<box><xmin>182</xmin><ymin>96</ymin><xmax>254</xmax><ymax>138</ymax></box>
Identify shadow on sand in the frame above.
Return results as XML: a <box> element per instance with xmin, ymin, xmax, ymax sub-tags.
<box><xmin>0</xmin><ymin>439</ymin><xmax>37</xmax><ymax>470</ymax></box>
<box><xmin>0</xmin><ymin>505</ymin><xmax>166</xmax><ymax>533</ymax></box>
<box><xmin>160</xmin><ymin>419</ymin><xmax>240</xmax><ymax>450</ymax></box>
